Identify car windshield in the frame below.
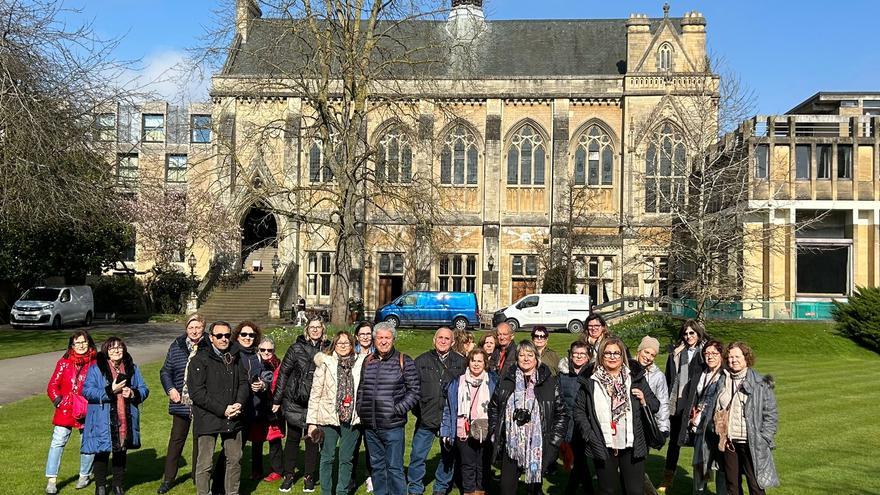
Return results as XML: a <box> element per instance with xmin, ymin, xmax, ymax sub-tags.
<box><xmin>21</xmin><ymin>288</ymin><xmax>60</xmax><ymax>302</ymax></box>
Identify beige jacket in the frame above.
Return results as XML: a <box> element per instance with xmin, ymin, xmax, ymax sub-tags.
<box><xmin>305</xmin><ymin>352</ymin><xmax>364</xmax><ymax>426</ymax></box>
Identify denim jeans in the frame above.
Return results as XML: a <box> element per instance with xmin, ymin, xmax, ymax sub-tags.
<box><xmin>320</xmin><ymin>424</ymin><xmax>361</xmax><ymax>495</ymax></box>
<box><xmin>364</xmin><ymin>427</ymin><xmax>405</xmax><ymax>495</ymax></box>
<box><xmin>45</xmin><ymin>425</ymin><xmax>94</xmax><ymax>477</ymax></box>
<box><xmin>407</xmin><ymin>426</ymin><xmax>454</xmax><ymax>494</ymax></box>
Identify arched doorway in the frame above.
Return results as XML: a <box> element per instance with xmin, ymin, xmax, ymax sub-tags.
<box><xmin>241</xmin><ymin>205</ymin><xmax>278</xmax><ymax>261</ymax></box>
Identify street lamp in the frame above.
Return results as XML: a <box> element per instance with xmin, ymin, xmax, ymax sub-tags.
<box><xmin>487</xmin><ymin>254</ymin><xmax>495</xmax><ymax>272</ymax></box>
<box><xmin>187</xmin><ymin>253</ymin><xmax>197</xmax><ymax>291</ymax></box>
<box><xmin>271</xmin><ymin>253</ymin><xmax>280</xmax><ymax>291</ymax></box>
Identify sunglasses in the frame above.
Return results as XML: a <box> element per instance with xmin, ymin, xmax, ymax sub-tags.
<box><xmin>603</xmin><ymin>351</ymin><xmax>622</xmax><ymax>358</ymax></box>
<box><xmin>532</xmin><ymin>334</ymin><xmax>548</xmax><ymax>340</ymax></box>
<box><xmin>239</xmin><ymin>332</ymin><xmax>256</xmax><ymax>338</ymax></box>
<box><xmin>684</xmin><ymin>331</ymin><xmax>698</xmax><ymax>336</ymax></box>
<box><xmin>258</xmin><ymin>348</ymin><xmax>275</xmax><ymax>353</ymax></box>
<box><xmin>212</xmin><ymin>333</ymin><xmax>231</xmax><ymax>340</ymax></box>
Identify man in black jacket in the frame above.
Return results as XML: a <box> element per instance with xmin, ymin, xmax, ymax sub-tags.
<box><xmin>491</xmin><ymin>321</ymin><xmax>517</xmax><ymax>376</ymax></box>
<box><xmin>187</xmin><ymin>321</ymin><xmax>249</xmax><ymax>495</ymax></box>
<box><xmin>357</xmin><ymin>322</ymin><xmax>420</xmax><ymax>495</ymax></box>
<box><xmin>406</xmin><ymin>327</ymin><xmax>466</xmax><ymax>495</ymax></box>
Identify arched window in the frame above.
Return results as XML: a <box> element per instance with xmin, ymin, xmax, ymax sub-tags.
<box><xmin>658</xmin><ymin>43</ymin><xmax>673</xmax><ymax>72</ymax></box>
<box><xmin>644</xmin><ymin>123</ymin><xmax>686</xmax><ymax>213</ymax></box>
<box><xmin>507</xmin><ymin>124</ymin><xmax>546</xmax><ymax>186</ymax></box>
<box><xmin>574</xmin><ymin>125</ymin><xmax>614</xmax><ymax>186</ymax></box>
<box><xmin>376</xmin><ymin>128</ymin><xmax>412</xmax><ymax>184</ymax></box>
<box><xmin>308</xmin><ymin>139</ymin><xmax>335</xmax><ymax>183</ymax></box>
<box><xmin>440</xmin><ymin>125</ymin><xmax>478</xmax><ymax>185</ymax></box>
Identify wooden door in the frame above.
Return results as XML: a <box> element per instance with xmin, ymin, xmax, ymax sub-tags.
<box><xmin>378</xmin><ymin>276</ymin><xmax>404</xmax><ymax>307</ymax></box>
<box><xmin>511</xmin><ymin>279</ymin><xmax>537</xmax><ymax>304</ymax></box>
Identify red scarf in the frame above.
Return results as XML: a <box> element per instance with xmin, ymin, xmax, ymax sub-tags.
<box><xmin>68</xmin><ymin>349</ymin><xmax>96</xmax><ymax>366</ymax></box>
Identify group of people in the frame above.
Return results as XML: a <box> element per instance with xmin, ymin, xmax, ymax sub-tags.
<box><xmin>43</xmin><ymin>312</ymin><xmax>778</xmax><ymax>495</ymax></box>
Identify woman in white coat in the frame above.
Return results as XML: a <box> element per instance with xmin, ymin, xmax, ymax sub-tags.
<box><xmin>306</xmin><ymin>331</ymin><xmax>364</xmax><ymax>494</ymax></box>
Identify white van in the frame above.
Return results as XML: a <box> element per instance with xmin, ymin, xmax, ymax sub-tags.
<box><xmin>493</xmin><ymin>293</ymin><xmax>591</xmax><ymax>333</ymax></box>
<box><xmin>9</xmin><ymin>286</ymin><xmax>95</xmax><ymax>329</ymax></box>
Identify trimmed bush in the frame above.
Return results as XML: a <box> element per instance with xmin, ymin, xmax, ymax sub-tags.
<box><xmin>148</xmin><ymin>269</ymin><xmax>196</xmax><ymax>314</ymax></box>
<box><xmin>833</xmin><ymin>286</ymin><xmax>880</xmax><ymax>352</ymax></box>
<box><xmin>91</xmin><ymin>275</ymin><xmax>148</xmax><ymax>316</ymax></box>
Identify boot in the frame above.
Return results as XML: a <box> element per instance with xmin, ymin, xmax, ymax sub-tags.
<box><xmin>657</xmin><ymin>469</ymin><xmax>675</xmax><ymax>493</ymax></box>
<box><xmin>644</xmin><ymin>472</ymin><xmax>659</xmax><ymax>495</ymax></box>
<box><xmin>94</xmin><ymin>485</ymin><xmax>107</xmax><ymax>495</ymax></box>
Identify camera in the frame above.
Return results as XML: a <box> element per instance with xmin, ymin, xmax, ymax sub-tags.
<box><xmin>513</xmin><ymin>408</ymin><xmax>532</xmax><ymax>426</ymax></box>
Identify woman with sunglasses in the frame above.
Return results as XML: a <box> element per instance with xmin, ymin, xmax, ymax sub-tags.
<box><xmin>573</xmin><ymin>337</ymin><xmax>659</xmax><ymax>495</ymax></box>
<box><xmin>158</xmin><ymin>314</ymin><xmax>207</xmax><ymax>494</ymax></box>
<box><xmin>81</xmin><ymin>337</ymin><xmax>149</xmax><ymax>495</ymax></box>
<box><xmin>252</xmin><ymin>336</ymin><xmax>285</xmax><ymax>483</ymax></box>
<box><xmin>531</xmin><ymin>326</ymin><xmax>560</xmax><ymax>375</ymax></box>
<box><xmin>306</xmin><ymin>331</ymin><xmax>365</xmax><ymax>495</ymax></box>
<box><xmin>659</xmin><ymin>319</ymin><xmax>707</xmax><ymax>493</ymax></box>
<box><xmin>44</xmin><ymin>330</ymin><xmax>98</xmax><ymax>494</ymax></box>
<box><xmin>682</xmin><ymin>340</ymin><xmax>727</xmax><ymax>495</ymax></box>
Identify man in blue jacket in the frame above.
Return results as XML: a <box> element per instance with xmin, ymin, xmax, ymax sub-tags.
<box><xmin>356</xmin><ymin>322</ymin><xmax>420</xmax><ymax>495</ymax></box>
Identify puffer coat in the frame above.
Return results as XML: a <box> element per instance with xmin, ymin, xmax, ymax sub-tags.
<box><xmin>81</xmin><ymin>353</ymin><xmax>149</xmax><ymax>454</ymax></box>
<box><xmin>356</xmin><ymin>347</ymin><xmax>420</xmax><ymax>430</ymax></box>
<box><xmin>573</xmin><ymin>359</ymin><xmax>660</xmax><ymax>460</ymax></box>
<box><xmin>487</xmin><ymin>363</ymin><xmax>569</xmax><ymax>465</ymax></box>
<box><xmin>713</xmin><ymin>369</ymin><xmax>779</xmax><ymax>489</ymax></box>
<box><xmin>47</xmin><ymin>351</ymin><xmax>96</xmax><ymax>429</ymax></box>
<box><xmin>305</xmin><ymin>352</ymin><xmax>364</xmax><ymax>426</ymax></box>
<box><xmin>274</xmin><ymin>335</ymin><xmax>330</xmax><ymax>427</ymax></box>
<box><xmin>159</xmin><ymin>334</ymin><xmax>207</xmax><ymax>417</ymax></box>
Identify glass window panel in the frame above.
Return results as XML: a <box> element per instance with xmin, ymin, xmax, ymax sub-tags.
<box><xmin>660</xmin><ymin>138</ymin><xmax>673</xmax><ymax>176</ymax></box>
<box><xmin>452</xmin><ymin>278</ymin><xmax>462</xmax><ymax>291</ymax></box>
<box><xmin>379</xmin><ymin>254</ymin><xmax>391</xmax><ymax>273</ymax></box>
<box><xmin>646</xmin><ymin>145</ymin><xmax>657</xmax><ymax>176</ymax></box>
<box><xmin>755</xmin><ymin>144</ymin><xmax>769</xmax><ymax>179</ymax></box>
<box><xmin>525</xmin><ymin>255</ymin><xmax>538</xmax><ymax>276</ymax></box>
<box><xmin>165</xmin><ymin>154</ymin><xmax>187</xmax><ymax>183</ymax></box>
<box><xmin>466</xmin><ymin>146</ymin><xmax>478</xmax><ymax>184</ymax></box>
<box><xmin>507</xmin><ymin>151</ymin><xmax>518</xmax><ymax>185</ymax></box>
<box><xmin>320</xmin><ymin>275</ymin><xmax>331</xmax><ymax>296</ymax></box>
<box><xmin>674</xmin><ymin>144</ymin><xmax>686</xmax><ymax>175</ymax></box>
<box><xmin>454</xmin><ymin>147</ymin><xmax>465</xmax><ymax>184</ymax></box>
<box><xmin>645</xmin><ymin>178</ymin><xmax>657</xmax><ymax>213</ymax></box>
<box><xmin>441</xmin><ymin>147</ymin><xmax>452</xmax><ymax>184</ymax></box>
<box><xmin>512</xmin><ymin>255</ymin><xmax>523</xmax><ymax>275</ymax></box>
<box><xmin>453</xmin><ymin>256</ymin><xmax>463</xmax><ymax>275</ymax></box>
<box><xmin>142</xmin><ymin>114</ymin><xmax>165</xmax><ymax>142</ymax></box>
<box><xmin>534</xmin><ymin>145</ymin><xmax>545</xmax><ymax>185</ymax></box>
<box><xmin>817</xmin><ymin>145</ymin><xmax>831</xmax><ymax>179</ymax></box>
<box><xmin>392</xmin><ymin>254</ymin><xmax>404</xmax><ymax>273</ymax></box>
<box><xmin>376</xmin><ymin>145</ymin><xmax>386</xmax><ymax>182</ymax></box>
<box><xmin>191</xmin><ymin>115</ymin><xmax>212</xmax><ymax>143</ymax></box>
<box><xmin>659</xmin><ymin>179</ymin><xmax>672</xmax><ymax>213</ymax></box>
<box><xmin>401</xmin><ymin>145</ymin><xmax>412</xmax><ymax>183</ymax></box>
<box><xmin>838</xmin><ymin>145</ymin><xmax>852</xmax><ymax>179</ymax></box>
<box><xmin>310</xmin><ymin>144</ymin><xmax>322</xmax><ymax>182</ymax></box>
<box><xmin>466</xmin><ymin>277</ymin><xmax>476</xmax><ymax>293</ymax></box>
<box><xmin>466</xmin><ymin>256</ymin><xmax>476</xmax><ymax>275</ymax></box>
<box><xmin>321</xmin><ymin>253</ymin><xmax>331</xmax><ymax>272</ymax></box>
<box><xmin>521</xmin><ymin>141</ymin><xmax>532</xmax><ymax>184</ymax></box>
<box><xmin>575</xmin><ymin>147</ymin><xmax>586</xmax><ymax>185</ymax></box>
<box><xmin>439</xmin><ymin>278</ymin><xmax>449</xmax><ymax>291</ymax></box>
<box><xmin>602</xmin><ymin>147</ymin><xmax>613</xmax><ymax>185</ymax></box>
<box><xmin>388</xmin><ymin>138</ymin><xmax>400</xmax><ymax>183</ymax></box>
<box><xmin>588</xmin><ymin>153</ymin><xmax>599</xmax><ymax>186</ymax></box>
<box><xmin>796</xmin><ymin>145</ymin><xmax>811</xmax><ymax>180</ymax></box>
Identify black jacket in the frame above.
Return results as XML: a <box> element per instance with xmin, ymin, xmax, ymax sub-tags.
<box><xmin>412</xmin><ymin>350</ymin><xmax>466</xmax><ymax>429</ymax></box>
<box><xmin>665</xmin><ymin>342</ymin><xmax>705</xmax><ymax>416</ymax></box>
<box><xmin>356</xmin><ymin>347</ymin><xmax>421</xmax><ymax>430</ymax></box>
<box><xmin>488</xmin><ymin>363</ymin><xmax>568</xmax><ymax>466</ymax></box>
<box><xmin>491</xmin><ymin>341</ymin><xmax>518</xmax><ymax>377</ymax></box>
<box><xmin>274</xmin><ymin>334</ymin><xmax>330</xmax><ymax>427</ymax></box>
<box><xmin>187</xmin><ymin>345</ymin><xmax>250</xmax><ymax>436</ymax></box>
<box><xmin>558</xmin><ymin>362</ymin><xmax>594</xmax><ymax>442</ymax></box>
<box><xmin>573</xmin><ymin>359</ymin><xmax>660</xmax><ymax>460</ymax></box>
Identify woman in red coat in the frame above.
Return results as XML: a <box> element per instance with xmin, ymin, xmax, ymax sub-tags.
<box><xmin>44</xmin><ymin>330</ymin><xmax>97</xmax><ymax>494</ymax></box>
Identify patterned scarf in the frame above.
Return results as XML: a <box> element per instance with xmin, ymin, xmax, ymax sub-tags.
<box><xmin>456</xmin><ymin>370</ymin><xmax>491</xmax><ymax>441</ymax></box>
<box><xmin>109</xmin><ymin>359</ymin><xmax>128</xmax><ymax>448</ymax></box>
<box><xmin>594</xmin><ymin>364</ymin><xmax>630</xmax><ymax>426</ymax></box>
<box><xmin>336</xmin><ymin>354</ymin><xmax>356</xmax><ymax>424</ymax></box>
<box><xmin>504</xmin><ymin>368</ymin><xmax>543</xmax><ymax>483</ymax></box>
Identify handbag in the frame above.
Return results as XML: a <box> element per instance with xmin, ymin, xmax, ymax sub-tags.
<box><xmin>70</xmin><ymin>365</ymin><xmax>89</xmax><ymax>420</ymax></box>
<box><xmin>640</xmin><ymin>398</ymin><xmax>666</xmax><ymax>450</ymax></box>
<box><xmin>714</xmin><ymin>380</ymin><xmax>739</xmax><ymax>451</ymax></box>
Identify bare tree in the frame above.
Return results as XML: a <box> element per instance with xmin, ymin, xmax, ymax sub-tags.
<box><xmin>191</xmin><ymin>0</ymin><xmax>479</xmax><ymax>323</ymax></box>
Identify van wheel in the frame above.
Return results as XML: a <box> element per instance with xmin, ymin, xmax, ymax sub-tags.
<box><xmin>505</xmin><ymin>318</ymin><xmax>519</xmax><ymax>333</ymax></box>
<box><xmin>11</xmin><ymin>324</ymin><xmax>22</xmax><ymax>330</ymax></box>
<box><xmin>52</xmin><ymin>315</ymin><xmax>62</xmax><ymax>329</ymax></box>
<box><xmin>384</xmin><ymin>315</ymin><xmax>400</xmax><ymax>328</ymax></box>
<box><xmin>84</xmin><ymin>311</ymin><xmax>93</xmax><ymax>327</ymax></box>
<box><xmin>453</xmin><ymin>317</ymin><xmax>468</xmax><ymax>331</ymax></box>
<box><xmin>568</xmin><ymin>319</ymin><xmax>584</xmax><ymax>334</ymax></box>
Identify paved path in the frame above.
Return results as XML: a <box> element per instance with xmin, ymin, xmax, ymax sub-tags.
<box><xmin>0</xmin><ymin>323</ymin><xmax>182</xmax><ymax>405</ymax></box>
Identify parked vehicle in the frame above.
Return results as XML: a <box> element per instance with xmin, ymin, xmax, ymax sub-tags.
<box><xmin>492</xmin><ymin>293</ymin><xmax>591</xmax><ymax>333</ymax></box>
<box><xmin>374</xmin><ymin>291</ymin><xmax>479</xmax><ymax>330</ymax></box>
<box><xmin>9</xmin><ymin>286</ymin><xmax>94</xmax><ymax>329</ymax></box>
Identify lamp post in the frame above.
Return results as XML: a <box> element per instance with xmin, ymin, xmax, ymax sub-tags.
<box><xmin>271</xmin><ymin>253</ymin><xmax>280</xmax><ymax>291</ymax></box>
<box><xmin>269</xmin><ymin>253</ymin><xmax>281</xmax><ymax>319</ymax></box>
<box><xmin>186</xmin><ymin>253</ymin><xmax>198</xmax><ymax>313</ymax></box>
<box><xmin>487</xmin><ymin>254</ymin><xmax>495</xmax><ymax>272</ymax></box>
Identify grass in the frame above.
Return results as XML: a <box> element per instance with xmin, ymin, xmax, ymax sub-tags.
<box><xmin>0</xmin><ymin>328</ymin><xmax>113</xmax><ymax>360</ymax></box>
<box><xmin>1</xmin><ymin>321</ymin><xmax>878</xmax><ymax>494</ymax></box>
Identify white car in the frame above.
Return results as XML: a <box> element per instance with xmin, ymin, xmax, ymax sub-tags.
<box><xmin>493</xmin><ymin>293</ymin><xmax>591</xmax><ymax>333</ymax></box>
<box><xmin>10</xmin><ymin>286</ymin><xmax>94</xmax><ymax>329</ymax></box>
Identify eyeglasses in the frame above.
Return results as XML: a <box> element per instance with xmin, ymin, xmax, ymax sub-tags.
<box><xmin>239</xmin><ymin>332</ymin><xmax>256</xmax><ymax>338</ymax></box>
<box><xmin>212</xmin><ymin>333</ymin><xmax>231</xmax><ymax>340</ymax></box>
<box><xmin>108</xmin><ymin>346</ymin><xmax>124</xmax><ymax>352</ymax></box>
<box><xmin>587</xmin><ymin>324</ymin><xmax>604</xmax><ymax>329</ymax></box>
<box><xmin>684</xmin><ymin>331</ymin><xmax>698</xmax><ymax>336</ymax></box>
<box><xmin>704</xmin><ymin>351</ymin><xmax>721</xmax><ymax>357</ymax></box>
<box><xmin>258</xmin><ymin>348</ymin><xmax>275</xmax><ymax>353</ymax></box>
<box><xmin>603</xmin><ymin>351</ymin><xmax>622</xmax><ymax>358</ymax></box>
<box><xmin>72</xmin><ymin>341</ymin><xmax>89</xmax><ymax>347</ymax></box>
<box><xmin>532</xmin><ymin>334</ymin><xmax>548</xmax><ymax>340</ymax></box>
<box><xmin>571</xmin><ymin>352</ymin><xmax>588</xmax><ymax>357</ymax></box>
<box><xmin>337</xmin><ymin>341</ymin><xmax>351</xmax><ymax>347</ymax></box>
<box><xmin>357</xmin><ymin>334</ymin><xmax>372</xmax><ymax>339</ymax></box>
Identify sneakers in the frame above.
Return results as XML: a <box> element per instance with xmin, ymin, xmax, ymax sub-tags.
<box><xmin>156</xmin><ymin>481</ymin><xmax>171</xmax><ymax>494</ymax></box>
<box><xmin>75</xmin><ymin>474</ymin><xmax>92</xmax><ymax>490</ymax></box>
<box><xmin>45</xmin><ymin>479</ymin><xmax>58</xmax><ymax>495</ymax></box>
<box><xmin>365</xmin><ymin>476</ymin><xmax>373</xmax><ymax>493</ymax></box>
<box><xmin>303</xmin><ymin>475</ymin><xmax>316</xmax><ymax>492</ymax></box>
<box><xmin>263</xmin><ymin>472</ymin><xmax>283</xmax><ymax>483</ymax></box>
<box><xmin>279</xmin><ymin>475</ymin><xmax>295</xmax><ymax>493</ymax></box>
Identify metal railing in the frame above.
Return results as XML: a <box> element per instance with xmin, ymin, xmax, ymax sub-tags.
<box><xmin>670</xmin><ymin>299</ymin><xmax>839</xmax><ymax>321</ymax></box>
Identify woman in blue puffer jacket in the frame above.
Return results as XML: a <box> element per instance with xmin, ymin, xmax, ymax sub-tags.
<box><xmin>81</xmin><ymin>337</ymin><xmax>149</xmax><ymax>495</ymax></box>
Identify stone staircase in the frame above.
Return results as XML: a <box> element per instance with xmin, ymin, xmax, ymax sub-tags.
<box><xmin>197</xmin><ymin>247</ymin><xmax>278</xmax><ymax>322</ymax></box>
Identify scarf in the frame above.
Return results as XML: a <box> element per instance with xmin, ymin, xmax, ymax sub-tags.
<box><xmin>109</xmin><ymin>359</ymin><xmax>128</xmax><ymax>448</ymax></box>
<box><xmin>594</xmin><ymin>365</ymin><xmax>630</xmax><ymax>428</ymax></box>
<box><xmin>456</xmin><ymin>370</ymin><xmax>491</xmax><ymax>441</ymax></box>
<box><xmin>718</xmin><ymin>368</ymin><xmax>748</xmax><ymax>410</ymax></box>
<box><xmin>504</xmin><ymin>368</ymin><xmax>543</xmax><ymax>483</ymax></box>
<box><xmin>180</xmin><ymin>342</ymin><xmax>201</xmax><ymax>407</ymax></box>
<box><xmin>336</xmin><ymin>354</ymin><xmax>356</xmax><ymax>424</ymax></box>
<box><xmin>69</xmin><ymin>349</ymin><xmax>96</xmax><ymax>367</ymax></box>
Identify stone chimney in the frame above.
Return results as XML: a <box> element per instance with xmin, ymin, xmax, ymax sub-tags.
<box><xmin>625</xmin><ymin>14</ymin><xmax>651</xmax><ymax>73</ymax></box>
<box><xmin>680</xmin><ymin>11</ymin><xmax>707</xmax><ymax>71</ymax></box>
<box><xmin>236</xmin><ymin>0</ymin><xmax>262</xmax><ymax>43</ymax></box>
<box><xmin>447</xmin><ymin>0</ymin><xmax>485</xmax><ymax>42</ymax></box>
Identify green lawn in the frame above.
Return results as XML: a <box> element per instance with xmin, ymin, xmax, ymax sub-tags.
<box><xmin>1</xmin><ymin>321</ymin><xmax>877</xmax><ymax>494</ymax></box>
<box><xmin>0</xmin><ymin>328</ymin><xmax>113</xmax><ymax>360</ymax></box>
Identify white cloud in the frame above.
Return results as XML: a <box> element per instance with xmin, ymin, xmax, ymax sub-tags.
<box><xmin>119</xmin><ymin>49</ymin><xmax>211</xmax><ymax>104</ymax></box>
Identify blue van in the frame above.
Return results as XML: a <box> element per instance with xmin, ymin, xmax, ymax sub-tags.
<box><xmin>374</xmin><ymin>291</ymin><xmax>479</xmax><ymax>330</ymax></box>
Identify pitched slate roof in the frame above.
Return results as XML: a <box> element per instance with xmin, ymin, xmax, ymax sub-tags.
<box><xmin>221</xmin><ymin>17</ymin><xmax>679</xmax><ymax>79</ymax></box>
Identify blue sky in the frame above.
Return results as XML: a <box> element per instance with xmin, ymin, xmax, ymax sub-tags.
<box><xmin>65</xmin><ymin>0</ymin><xmax>880</xmax><ymax>113</ymax></box>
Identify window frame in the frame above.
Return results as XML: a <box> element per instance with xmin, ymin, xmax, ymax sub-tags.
<box><xmin>376</xmin><ymin>129</ymin><xmax>413</xmax><ymax>184</ymax></box>
<box><xmin>439</xmin><ymin>125</ymin><xmax>479</xmax><ymax>186</ymax></box>
<box><xmin>190</xmin><ymin>114</ymin><xmax>212</xmax><ymax>144</ymax></box>
<box><xmin>644</xmin><ymin>123</ymin><xmax>687</xmax><ymax>213</ymax></box>
<box><xmin>795</xmin><ymin>144</ymin><xmax>811</xmax><ymax>180</ymax></box>
<box><xmin>658</xmin><ymin>43</ymin><xmax>673</xmax><ymax>72</ymax></box>
<box><xmin>116</xmin><ymin>153</ymin><xmax>139</xmax><ymax>184</ymax></box>
<box><xmin>142</xmin><ymin>113</ymin><xmax>166</xmax><ymax>143</ymax></box>
<box><xmin>438</xmin><ymin>253</ymin><xmax>477</xmax><ymax>293</ymax></box>
<box><xmin>754</xmin><ymin>144</ymin><xmax>769</xmax><ymax>180</ymax></box>
<box><xmin>574</xmin><ymin>125</ymin><xmax>615</xmax><ymax>187</ymax></box>
<box><xmin>816</xmin><ymin>144</ymin><xmax>832</xmax><ymax>180</ymax></box>
<box><xmin>506</xmin><ymin>124</ymin><xmax>546</xmax><ymax>187</ymax></box>
<box><xmin>837</xmin><ymin>144</ymin><xmax>853</xmax><ymax>180</ymax></box>
<box><xmin>308</xmin><ymin>140</ymin><xmax>336</xmax><ymax>183</ymax></box>
<box><xmin>165</xmin><ymin>154</ymin><xmax>188</xmax><ymax>183</ymax></box>
<box><xmin>306</xmin><ymin>251</ymin><xmax>333</xmax><ymax>297</ymax></box>
<box><xmin>96</xmin><ymin>113</ymin><xmax>117</xmax><ymax>142</ymax></box>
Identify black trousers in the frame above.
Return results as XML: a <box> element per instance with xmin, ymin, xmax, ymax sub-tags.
<box><xmin>500</xmin><ymin>452</ymin><xmax>543</xmax><ymax>495</ymax></box>
<box><xmin>664</xmin><ymin>413</ymin><xmax>685</xmax><ymax>471</ymax></box>
<box><xmin>456</xmin><ymin>438</ymin><xmax>487</xmax><ymax>492</ymax></box>
<box><xmin>723</xmin><ymin>441</ymin><xmax>765</xmax><ymax>495</ymax></box>
<box><xmin>565</xmin><ymin>436</ymin><xmax>595</xmax><ymax>495</ymax></box>
<box><xmin>283</xmin><ymin>423</ymin><xmax>318</xmax><ymax>478</ymax></box>
<box><xmin>252</xmin><ymin>439</ymin><xmax>284</xmax><ymax>476</ymax></box>
<box><xmin>163</xmin><ymin>414</ymin><xmax>199</xmax><ymax>483</ymax></box>
<box><xmin>593</xmin><ymin>448</ymin><xmax>644</xmax><ymax>495</ymax></box>
<box><xmin>94</xmin><ymin>451</ymin><xmax>127</xmax><ymax>489</ymax></box>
